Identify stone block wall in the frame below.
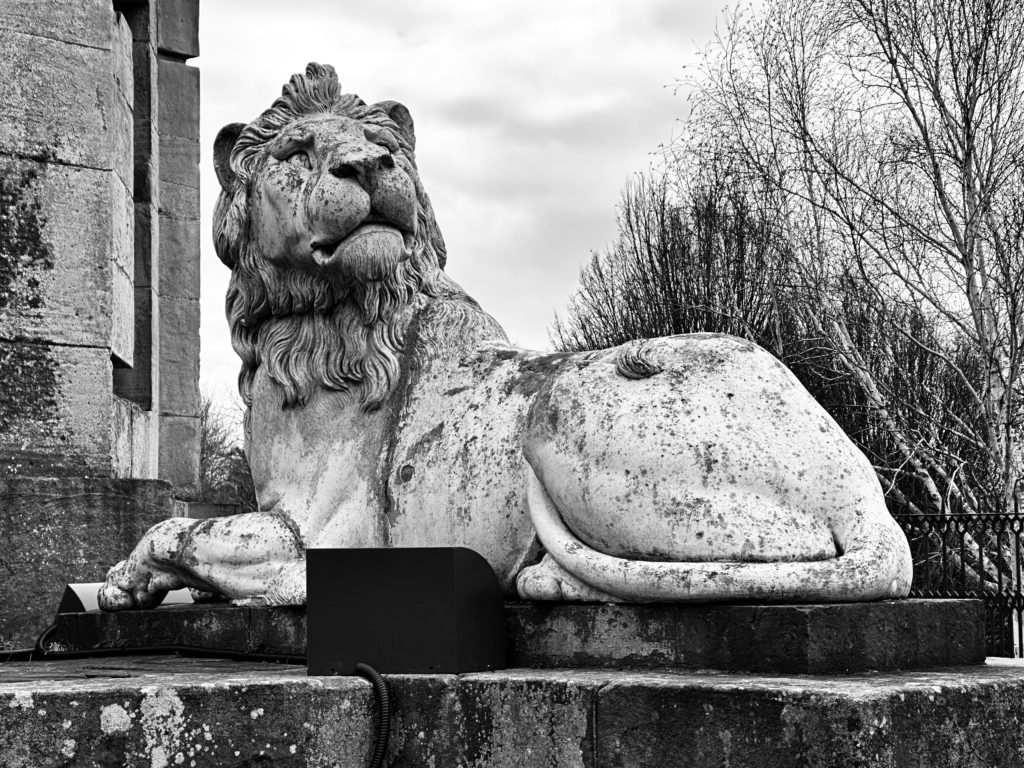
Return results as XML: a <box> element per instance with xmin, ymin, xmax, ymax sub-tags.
<box><xmin>0</xmin><ymin>1</ymin><xmax>201</xmax><ymax>646</ymax></box>
<box><xmin>0</xmin><ymin>477</ymin><xmax>176</xmax><ymax>647</ymax></box>
<box><xmin>0</xmin><ymin>0</ymin><xmax>201</xmax><ymax>492</ymax></box>
<box><xmin>0</xmin><ymin>3</ymin><xmax>133</xmax><ymax>477</ymax></box>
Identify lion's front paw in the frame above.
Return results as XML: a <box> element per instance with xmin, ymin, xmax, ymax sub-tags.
<box><xmin>97</xmin><ymin>559</ymin><xmax>170</xmax><ymax>611</ymax></box>
<box><xmin>97</xmin><ymin>567</ymin><xmax>137</xmax><ymax>611</ymax></box>
<box><xmin>516</xmin><ymin>554</ymin><xmax>619</xmax><ymax>602</ymax></box>
<box><xmin>98</xmin><ymin>518</ymin><xmax>198</xmax><ymax>611</ymax></box>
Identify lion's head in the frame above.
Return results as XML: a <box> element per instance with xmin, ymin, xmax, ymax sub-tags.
<box><xmin>212</xmin><ymin>63</ymin><xmax>446</xmax><ymax>413</ymax></box>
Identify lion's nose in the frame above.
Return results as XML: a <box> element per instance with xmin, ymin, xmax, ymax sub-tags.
<box><xmin>328</xmin><ymin>148</ymin><xmax>395</xmax><ymax>190</ymax></box>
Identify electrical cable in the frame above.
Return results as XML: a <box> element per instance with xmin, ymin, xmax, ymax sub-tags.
<box><xmin>35</xmin><ymin>622</ymin><xmax>56</xmax><ymax>654</ymax></box>
<box><xmin>355</xmin><ymin>663</ymin><xmax>391</xmax><ymax>768</ymax></box>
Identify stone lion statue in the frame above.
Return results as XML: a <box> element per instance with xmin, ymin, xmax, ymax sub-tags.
<box><xmin>99</xmin><ymin>64</ymin><xmax>911</xmax><ymax>611</ymax></box>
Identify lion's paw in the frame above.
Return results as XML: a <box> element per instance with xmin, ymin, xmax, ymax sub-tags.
<box><xmin>516</xmin><ymin>565</ymin><xmax>563</xmax><ymax>600</ymax></box>
<box><xmin>98</xmin><ymin>518</ymin><xmax>198</xmax><ymax>611</ymax></box>
<box><xmin>98</xmin><ymin>559</ymin><xmax>169</xmax><ymax>611</ymax></box>
<box><xmin>516</xmin><ymin>554</ymin><xmax>618</xmax><ymax>602</ymax></box>
<box><xmin>97</xmin><ymin>575</ymin><xmax>137</xmax><ymax>612</ymax></box>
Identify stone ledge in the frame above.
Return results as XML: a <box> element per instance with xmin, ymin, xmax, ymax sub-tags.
<box><xmin>507</xmin><ymin>599</ymin><xmax>986</xmax><ymax>673</ymax></box>
<box><xmin>50</xmin><ymin>604</ymin><xmax>306</xmax><ymax>659</ymax></box>
<box><xmin>49</xmin><ymin>598</ymin><xmax>985</xmax><ymax>674</ymax></box>
<box><xmin>1</xmin><ymin>656</ymin><xmax>1024</xmax><ymax>767</ymax></box>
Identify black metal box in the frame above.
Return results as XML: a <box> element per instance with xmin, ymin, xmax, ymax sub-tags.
<box><xmin>306</xmin><ymin>547</ymin><xmax>506</xmax><ymax>675</ymax></box>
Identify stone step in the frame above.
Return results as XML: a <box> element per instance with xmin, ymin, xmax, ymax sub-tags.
<box><xmin>48</xmin><ymin>598</ymin><xmax>985</xmax><ymax>674</ymax></box>
<box><xmin>1</xmin><ymin>655</ymin><xmax>1024</xmax><ymax>767</ymax></box>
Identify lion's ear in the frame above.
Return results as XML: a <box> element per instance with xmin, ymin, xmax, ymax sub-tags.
<box><xmin>214</xmin><ymin>122</ymin><xmax>246</xmax><ymax>191</ymax></box>
<box><xmin>376</xmin><ymin>101</ymin><xmax>415</xmax><ymax>150</ymax></box>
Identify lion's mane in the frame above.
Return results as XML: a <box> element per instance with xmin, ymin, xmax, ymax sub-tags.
<box><xmin>212</xmin><ymin>63</ymin><xmax>447</xmax><ymax>413</ymax></box>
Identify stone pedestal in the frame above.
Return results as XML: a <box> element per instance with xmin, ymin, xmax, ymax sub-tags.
<box><xmin>2</xmin><ymin>655</ymin><xmax>1024</xmax><ymax>767</ymax></box>
<box><xmin>6</xmin><ymin>599</ymin><xmax>1000</xmax><ymax>766</ymax></box>
<box><xmin>46</xmin><ymin>599</ymin><xmax>986</xmax><ymax>673</ymax></box>
<box><xmin>506</xmin><ymin>600</ymin><xmax>985</xmax><ymax>672</ymax></box>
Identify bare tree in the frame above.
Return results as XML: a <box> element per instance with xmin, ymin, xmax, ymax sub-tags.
<box><xmin>552</xmin><ymin>172</ymin><xmax>803</xmax><ymax>355</ymax></box>
<box><xmin>198</xmin><ymin>395</ymin><xmax>257</xmax><ymax>514</ymax></box>
<box><xmin>685</xmin><ymin>0</ymin><xmax>1024</xmax><ymax>524</ymax></box>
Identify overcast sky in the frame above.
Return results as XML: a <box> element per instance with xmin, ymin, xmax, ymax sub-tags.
<box><xmin>195</xmin><ymin>1</ymin><xmax>723</xmax><ymax>408</ymax></box>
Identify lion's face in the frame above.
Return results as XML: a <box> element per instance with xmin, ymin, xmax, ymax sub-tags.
<box><xmin>211</xmin><ymin>64</ymin><xmax>448</xmax><ymax>413</ymax></box>
<box><xmin>249</xmin><ymin>114</ymin><xmax>419</xmax><ymax>283</ymax></box>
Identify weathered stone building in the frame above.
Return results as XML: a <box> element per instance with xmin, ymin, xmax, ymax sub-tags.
<box><xmin>0</xmin><ymin>0</ymin><xmax>201</xmax><ymax>646</ymax></box>
<box><xmin>0</xmin><ymin>0</ymin><xmax>200</xmax><ymax>488</ymax></box>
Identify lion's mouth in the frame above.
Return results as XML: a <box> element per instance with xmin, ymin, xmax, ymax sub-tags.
<box><xmin>311</xmin><ymin>223</ymin><xmax>410</xmax><ymax>275</ymax></box>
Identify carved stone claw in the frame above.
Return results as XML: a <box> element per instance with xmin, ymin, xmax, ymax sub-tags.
<box><xmin>97</xmin><ymin>559</ymin><xmax>169</xmax><ymax>611</ymax></box>
<box><xmin>516</xmin><ymin>554</ymin><xmax>618</xmax><ymax>602</ymax></box>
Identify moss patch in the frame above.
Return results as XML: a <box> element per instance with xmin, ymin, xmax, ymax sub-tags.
<box><xmin>0</xmin><ymin>155</ymin><xmax>55</xmax><ymax>314</ymax></box>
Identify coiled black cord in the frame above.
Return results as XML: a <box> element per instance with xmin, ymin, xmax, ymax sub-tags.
<box><xmin>355</xmin><ymin>663</ymin><xmax>391</xmax><ymax>768</ymax></box>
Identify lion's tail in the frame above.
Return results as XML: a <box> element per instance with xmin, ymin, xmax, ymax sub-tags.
<box><xmin>523</xmin><ymin>465</ymin><xmax>912</xmax><ymax>603</ymax></box>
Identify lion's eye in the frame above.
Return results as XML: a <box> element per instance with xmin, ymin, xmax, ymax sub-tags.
<box><xmin>286</xmin><ymin>151</ymin><xmax>312</xmax><ymax>171</ymax></box>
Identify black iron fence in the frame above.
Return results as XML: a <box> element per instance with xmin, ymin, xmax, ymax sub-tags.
<box><xmin>894</xmin><ymin>513</ymin><xmax>1024</xmax><ymax>657</ymax></box>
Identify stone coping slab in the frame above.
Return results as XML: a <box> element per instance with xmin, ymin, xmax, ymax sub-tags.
<box><xmin>1</xmin><ymin>656</ymin><xmax>1023</xmax><ymax>767</ymax></box>
<box><xmin>47</xmin><ymin>598</ymin><xmax>985</xmax><ymax>674</ymax></box>
<box><xmin>507</xmin><ymin>599</ymin><xmax>986</xmax><ymax>672</ymax></box>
